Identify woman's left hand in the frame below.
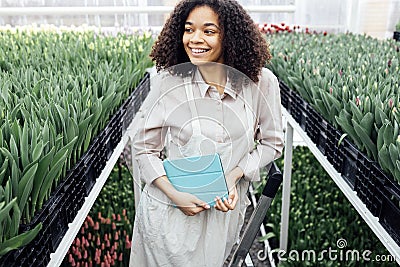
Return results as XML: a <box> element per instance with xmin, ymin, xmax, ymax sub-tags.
<box><xmin>214</xmin><ymin>167</ymin><xmax>243</xmax><ymax>212</ymax></box>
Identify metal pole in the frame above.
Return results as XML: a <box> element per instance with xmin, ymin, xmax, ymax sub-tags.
<box><xmin>280</xmin><ymin>121</ymin><xmax>293</xmax><ymax>251</ymax></box>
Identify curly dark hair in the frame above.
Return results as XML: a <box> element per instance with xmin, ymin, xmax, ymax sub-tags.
<box><xmin>149</xmin><ymin>0</ymin><xmax>271</xmax><ymax>83</ymax></box>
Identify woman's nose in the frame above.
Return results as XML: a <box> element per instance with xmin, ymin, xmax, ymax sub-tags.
<box><xmin>190</xmin><ymin>30</ymin><xmax>203</xmax><ymax>43</ymax></box>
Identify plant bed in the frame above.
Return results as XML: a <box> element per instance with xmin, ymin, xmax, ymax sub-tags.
<box><xmin>1</xmin><ymin>166</ymin><xmax>64</xmax><ymax>266</ymax></box>
<box><xmin>0</xmin><ymin>227</ymin><xmax>49</xmax><ymax>267</ymax></box>
<box><xmin>317</xmin><ymin>122</ymin><xmax>328</xmax><ymax>155</ymax></box>
<box><xmin>65</xmin><ymin>184</ymin><xmax>86</xmax><ymax>224</ymax></box>
<box><xmin>371</xmin><ymin>164</ymin><xmax>400</xmax><ymax>245</ymax></box>
<box><xmin>62</xmin><ymin>157</ymin><xmax>136</xmax><ymax>267</ymax></box>
<box><xmin>136</xmin><ymin>74</ymin><xmax>151</xmax><ymax>103</ymax></box>
<box><xmin>82</xmin><ymin>159</ymin><xmax>97</xmax><ymax>197</ymax></box>
<box><xmin>379</xmin><ymin>194</ymin><xmax>400</xmax><ymax>246</ymax></box>
<box><xmin>280</xmin><ymin>91</ymin><xmax>291</xmax><ymax>112</ymax></box>
<box><xmin>0</xmin><ymin>28</ymin><xmax>154</xmax><ymax>259</ymax></box>
<box><xmin>47</xmin><ymin>204</ymin><xmax>69</xmax><ymax>252</ymax></box>
<box><xmin>394</xmin><ymin>31</ymin><xmax>400</xmax><ymax>42</ymax></box>
<box><xmin>289</xmin><ymin>89</ymin><xmax>308</xmax><ymax>130</ymax></box>
<box><xmin>305</xmin><ymin>106</ymin><xmax>319</xmax><ymax>143</ymax></box>
<box><xmin>296</xmin><ymin>96</ymin><xmax>308</xmax><ymax>131</ymax></box>
<box><xmin>265</xmin><ymin>146</ymin><xmax>397</xmax><ymax>267</ymax></box>
<box><xmin>103</xmin><ymin>133</ymin><xmax>114</xmax><ymax>162</ymax></box>
<box><xmin>1</xmin><ymin>69</ymin><xmax>152</xmax><ymax>266</ymax></box>
<box><xmin>121</xmin><ymin>72</ymin><xmax>151</xmax><ymax>133</ymax></box>
<box><xmin>279</xmin><ymin>80</ymin><xmax>292</xmax><ymax>112</ymax></box>
<box><xmin>325</xmin><ymin>123</ymin><xmax>343</xmax><ymax>172</ymax></box>
<box><xmin>122</xmin><ymin>94</ymin><xmax>136</xmax><ymax>133</ymax></box>
<box><xmin>1</xmin><ymin>185</ymin><xmax>66</xmax><ymax>267</ymax></box>
<box><xmin>86</xmin><ymin>136</ymin><xmax>106</xmax><ymax>178</ymax></box>
<box><xmin>267</xmin><ymin>32</ymin><xmax>400</xmax><ymax>188</ymax></box>
<box><xmin>341</xmin><ymin>138</ymin><xmax>361</xmax><ymax>190</ymax></box>
<box><xmin>108</xmin><ymin>109</ymin><xmax>125</xmax><ymax>148</ymax></box>
<box><xmin>355</xmin><ymin>154</ymin><xmax>384</xmax><ymax>216</ymax></box>
<box><xmin>279</xmin><ymin>79</ymin><xmax>310</xmax><ymax>133</ymax></box>
<box><xmin>277</xmin><ymin>78</ymin><xmax>399</xmax><ymax>232</ymax></box>
<box><xmin>268</xmin><ymin>32</ymin><xmax>400</xmax><ymax>249</ymax></box>
<box><xmin>382</xmin><ymin>172</ymin><xmax>400</xmax><ymax>204</ymax></box>
<box><xmin>306</xmin><ymin>105</ymin><xmax>328</xmax><ymax>155</ymax></box>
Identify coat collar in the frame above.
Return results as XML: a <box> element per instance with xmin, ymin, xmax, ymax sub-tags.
<box><xmin>192</xmin><ymin>67</ymin><xmax>237</xmax><ymax>99</ymax></box>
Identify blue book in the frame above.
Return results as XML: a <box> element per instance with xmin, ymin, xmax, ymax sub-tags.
<box><xmin>163</xmin><ymin>154</ymin><xmax>229</xmax><ymax>206</ymax></box>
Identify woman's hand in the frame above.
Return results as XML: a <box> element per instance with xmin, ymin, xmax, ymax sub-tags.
<box><xmin>153</xmin><ymin>175</ymin><xmax>210</xmax><ymax>216</ymax></box>
<box><xmin>170</xmin><ymin>191</ymin><xmax>210</xmax><ymax>216</ymax></box>
<box><xmin>214</xmin><ymin>167</ymin><xmax>243</xmax><ymax>212</ymax></box>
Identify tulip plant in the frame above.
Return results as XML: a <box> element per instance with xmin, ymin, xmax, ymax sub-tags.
<box><xmin>258</xmin><ymin>23</ymin><xmax>325</xmax><ymax>36</ymax></box>
<box><xmin>62</xmin><ymin>157</ymin><xmax>135</xmax><ymax>267</ymax></box>
<box><xmin>266</xmin><ymin>32</ymin><xmax>400</xmax><ymax>184</ymax></box>
<box><xmin>0</xmin><ymin>27</ymin><xmax>153</xmax><ymax>257</ymax></box>
<box><xmin>254</xmin><ymin>147</ymin><xmax>396</xmax><ymax>266</ymax></box>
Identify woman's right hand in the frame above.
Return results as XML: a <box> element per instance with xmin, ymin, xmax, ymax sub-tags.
<box><xmin>170</xmin><ymin>191</ymin><xmax>211</xmax><ymax>216</ymax></box>
<box><xmin>153</xmin><ymin>175</ymin><xmax>210</xmax><ymax>216</ymax></box>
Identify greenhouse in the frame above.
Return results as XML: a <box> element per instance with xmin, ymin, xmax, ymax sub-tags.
<box><xmin>0</xmin><ymin>0</ymin><xmax>399</xmax><ymax>266</ymax></box>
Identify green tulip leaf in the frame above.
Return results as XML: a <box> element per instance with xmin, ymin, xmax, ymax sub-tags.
<box><xmin>9</xmin><ymin>136</ymin><xmax>19</xmax><ymax>168</ymax></box>
<box><xmin>37</xmin><ymin>136</ymin><xmax>77</xmax><ymax>208</ymax></box>
<box><xmin>258</xmin><ymin>232</ymin><xmax>276</xmax><ymax>242</ymax></box>
<box><xmin>383</xmin><ymin>120</ymin><xmax>395</xmax><ymax>145</ymax></box>
<box><xmin>20</xmin><ymin>122</ymin><xmax>29</xmax><ymax>170</ymax></box>
<box><xmin>32</xmin><ymin>140</ymin><xmax>45</xmax><ymax>163</ymax></box>
<box><xmin>10</xmin><ymin>200</ymin><xmax>21</xmax><ymax>237</ymax></box>
<box><xmin>83</xmin><ymin>125</ymin><xmax>93</xmax><ymax>152</ymax></box>
<box><xmin>0</xmin><ymin>158</ymin><xmax>9</xmax><ymax>186</ymax></box>
<box><xmin>17</xmin><ymin>163</ymin><xmax>38</xmax><ymax>214</ymax></box>
<box><xmin>349</xmin><ymin>101</ymin><xmax>363</xmax><ymax>122</ymax></box>
<box><xmin>359</xmin><ymin>112</ymin><xmax>374</xmax><ymax>137</ymax></box>
<box><xmin>0</xmin><ymin>198</ymin><xmax>17</xmax><ymax>224</ymax></box>
<box><xmin>377</xmin><ymin>124</ymin><xmax>385</xmax><ymax>152</ymax></box>
<box><xmin>388</xmin><ymin>143</ymin><xmax>399</xmax><ymax>170</ymax></box>
<box><xmin>336</xmin><ymin>111</ymin><xmax>361</xmax><ymax>148</ymax></box>
<box><xmin>315</xmin><ymin>99</ymin><xmax>329</xmax><ymax>122</ymax></box>
<box><xmin>31</xmin><ymin>146</ymin><xmax>56</xmax><ymax>214</ymax></box>
<box><xmin>42</xmin><ymin>120</ymin><xmax>50</xmax><ymax>148</ymax></box>
<box><xmin>353</xmin><ymin>120</ymin><xmax>377</xmax><ymax>160</ymax></box>
<box><xmin>0</xmin><ymin>223</ymin><xmax>42</xmax><ymax>256</ymax></box>
<box><xmin>378</xmin><ymin>145</ymin><xmax>394</xmax><ymax>173</ymax></box>
<box><xmin>373</xmin><ymin>106</ymin><xmax>386</xmax><ymax>128</ymax></box>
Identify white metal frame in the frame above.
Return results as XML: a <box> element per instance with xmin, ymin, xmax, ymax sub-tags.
<box><xmin>47</xmin><ymin>139</ymin><xmax>126</xmax><ymax>265</ymax></box>
<box><xmin>0</xmin><ymin>5</ymin><xmax>296</xmax><ymax>16</ymax></box>
<box><xmin>280</xmin><ymin>118</ymin><xmax>293</xmax><ymax>252</ymax></box>
<box><xmin>280</xmin><ymin>108</ymin><xmax>400</xmax><ymax>265</ymax></box>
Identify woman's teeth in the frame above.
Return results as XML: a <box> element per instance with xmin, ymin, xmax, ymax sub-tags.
<box><xmin>191</xmin><ymin>48</ymin><xmax>208</xmax><ymax>53</ymax></box>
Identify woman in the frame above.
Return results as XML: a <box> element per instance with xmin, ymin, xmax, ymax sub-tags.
<box><xmin>130</xmin><ymin>0</ymin><xmax>284</xmax><ymax>266</ymax></box>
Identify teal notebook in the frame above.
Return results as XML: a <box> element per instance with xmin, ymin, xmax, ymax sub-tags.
<box><xmin>163</xmin><ymin>153</ymin><xmax>229</xmax><ymax>206</ymax></box>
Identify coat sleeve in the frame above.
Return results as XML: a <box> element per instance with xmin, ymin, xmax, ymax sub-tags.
<box><xmin>237</xmin><ymin>68</ymin><xmax>284</xmax><ymax>182</ymax></box>
<box><xmin>133</xmin><ymin>73</ymin><xmax>168</xmax><ymax>185</ymax></box>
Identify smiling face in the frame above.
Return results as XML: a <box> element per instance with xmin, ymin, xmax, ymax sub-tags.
<box><xmin>182</xmin><ymin>5</ymin><xmax>224</xmax><ymax>65</ymax></box>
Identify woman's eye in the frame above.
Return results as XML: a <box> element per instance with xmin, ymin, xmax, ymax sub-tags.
<box><xmin>184</xmin><ymin>28</ymin><xmax>193</xmax><ymax>33</ymax></box>
<box><xmin>204</xmin><ymin>30</ymin><xmax>215</xmax><ymax>34</ymax></box>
